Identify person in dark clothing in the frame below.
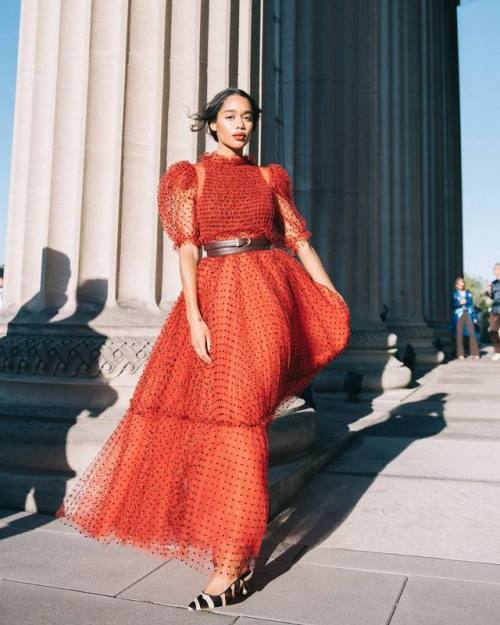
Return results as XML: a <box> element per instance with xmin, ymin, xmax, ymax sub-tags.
<box><xmin>486</xmin><ymin>263</ymin><xmax>500</xmax><ymax>361</ymax></box>
<box><xmin>450</xmin><ymin>276</ymin><xmax>480</xmax><ymax>360</ymax></box>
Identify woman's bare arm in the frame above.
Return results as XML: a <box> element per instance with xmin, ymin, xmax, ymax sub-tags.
<box><xmin>178</xmin><ymin>242</ymin><xmax>212</xmax><ymax>364</ymax></box>
<box><xmin>295</xmin><ymin>240</ymin><xmax>339</xmax><ymax>294</ymax></box>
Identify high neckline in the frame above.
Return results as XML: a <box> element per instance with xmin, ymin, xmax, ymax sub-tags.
<box><xmin>199</xmin><ymin>151</ymin><xmax>256</xmax><ymax>166</ymax></box>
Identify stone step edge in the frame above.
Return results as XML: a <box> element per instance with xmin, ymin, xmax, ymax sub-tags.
<box><xmin>268</xmin><ymin>428</ymin><xmax>354</xmax><ymax>519</ymax></box>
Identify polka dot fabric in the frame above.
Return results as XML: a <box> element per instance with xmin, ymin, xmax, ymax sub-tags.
<box><xmin>55</xmin><ymin>150</ymin><xmax>350</xmax><ymax>578</ymax></box>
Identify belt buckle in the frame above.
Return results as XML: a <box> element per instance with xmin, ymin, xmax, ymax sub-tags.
<box><xmin>239</xmin><ymin>237</ymin><xmax>252</xmax><ymax>247</ymax></box>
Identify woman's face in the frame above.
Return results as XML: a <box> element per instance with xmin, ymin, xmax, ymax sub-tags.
<box><xmin>456</xmin><ymin>279</ymin><xmax>465</xmax><ymax>290</ymax></box>
<box><xmin>210</xmin><ymin>95</ymin><xmax>254</xmax><ymax>151</ymax></box>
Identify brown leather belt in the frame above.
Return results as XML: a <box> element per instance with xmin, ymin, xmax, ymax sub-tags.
<box><xmin>203</xmin><ymin>236</ymin><xmax>271</xmax><ymax>257</ymax></box>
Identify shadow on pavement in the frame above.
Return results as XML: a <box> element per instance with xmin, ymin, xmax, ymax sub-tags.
<box><xmin>254</xmin><ymin>392</ymin><xmax>448</xmax><ymax>592</ymax></box>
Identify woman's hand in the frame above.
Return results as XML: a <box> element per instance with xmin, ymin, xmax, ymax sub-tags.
<box><xmin>188</xmin><ymin>314</ymin><xmax>212</xmax><ymax>364</ymax></box>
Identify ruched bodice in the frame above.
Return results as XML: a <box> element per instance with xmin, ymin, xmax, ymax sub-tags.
<box><xmin>196</xmin><ymin>151</ymin><xmax>275</xmax><ymax>245</ymax></box>
<box><xmin>157</xmin><ymin>150</ymin><xmax>312</xmax><ymax>253</ymax></box>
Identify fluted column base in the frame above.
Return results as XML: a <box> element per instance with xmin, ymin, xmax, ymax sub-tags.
<box><xmin>0</xmin><ymin>302</ymin><xmax>177</xmax><ymax>410</ymax></box>
<box><xmin>390</xmin><ymin>323</ymin><xmax>445</xmax><ymax>366</ymax></box>
<box><xmin>314</xmin><ymin>327</ymin><xmax>413</xmax><ymax>392</ymax></box>
<box><xmin>427</xmin><ymin>321</ymin><xmax>455</xmax><ymax>358</ymax></box>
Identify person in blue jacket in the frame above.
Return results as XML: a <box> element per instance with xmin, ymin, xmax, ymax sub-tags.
<box><xmin>450</xmin><ymin>276</ymin><xmax>480</xmax><ymax>360</ymax></box>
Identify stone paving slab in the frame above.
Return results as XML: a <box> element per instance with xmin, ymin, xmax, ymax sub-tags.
<box><xmin>264</xmin><ymin>473</ymin><xmax>500</xmax><ymax>564</ymax></box>
<box><xmin>414</xmin><ymin>383</ymin><xmax>500</xmax><ymax>396</ymax></box>
<box><xmin>322</xmin><ymin>436</ymin><xmax>500</xmax><ymax>482</ymax></box>
<box><xmin>402</xmin><ymin>393</ymin><xmax>498</xmax><ymax>404</ymax></box>
<box><xmin>119</xmin><ymin>559</ymin><xmax>220</xmax><ymax>608</ymax></box>
<box><xmin>121</xmin><ymin>559</ymin><xmax>405</xmax><ymax>625</ymax></box>
<box><xmin>216</xmin><ymin>563</ymin><xmax>405</xmax><ymax>625</ymax></box>
<box><xmin>0</xmin><ymin>580</ymin><xmax>233</xmax><ymax>625</ymax></box>
<box><xmin>235</xmin><ymin>619</ymin><xmax>296</xmax><ymax>625</ymax></box>
<box><xmin>383</xmin><ymin>397</ymin><xmax>499</xmax><ymax>420</ymax></box>
<box><xmin>0</xmin><ymin>523</ymin><xmax>166</xmax><ymax>596</ymax></box>
<box><xmin>299</xmin><ymin>547</ymin><xmax>500</xmax><ymax>586</ymax></box>
<box><xmin>119</xmin><ymin>539</ymin><xmax>304</xmax><ymax>607</ymax></box>
<box><xmin>428</xmin><ymin>373</ymin><xmax>500</xmax><ymax>384</ymax></box>
<box><xmin>389</xmin><ymin>576</ymin><xmax>500</xmax><ymax>625</ymax></box>
<box><xmin>351</xmin><ymin>414</ymin><xmax>500</xmax><ymax>440</ymax></box>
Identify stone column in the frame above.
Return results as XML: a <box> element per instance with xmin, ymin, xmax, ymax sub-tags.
<box><xmin>0</xmin><ymin>0</ymin><xmax>156</xmax><ymax>409</ymax></box>
<box><xmin>421</xmin><ymin>0</ymin><xmax>463</xmax><ymax>354</ymax></box>
<box><xmin>77</xmin><ymin>0</ymin><xmax>128</xmax><ymax>317</ymax></box>
<box><xmin>261</xmin><ymin>0</ymin><xmax>411</xmax><ymax>390</ymax></box>
<box><xmin>117</xmin><ymin>0</ymin><xmax>167</xmax><ymax>313</ymax></box>
<box><xmin>442</xmin><ymin>0</ymin><xmax>464</xmax><ymax>327</ymax></box>
<box><xmin>3</xmin><ymin>0</ymin><xmax>68</xmax><ymax>314</ymax></box>
<box><xmin>376</xmin><ymin>0</ymin><xmax>443</xmax><ymax>368</ymax></box>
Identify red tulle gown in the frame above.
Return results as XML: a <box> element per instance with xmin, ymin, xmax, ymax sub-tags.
<box><xmin>55</xmin><ymin>150</ymin><xmax>350</xmax><ymax>577</ymax></box>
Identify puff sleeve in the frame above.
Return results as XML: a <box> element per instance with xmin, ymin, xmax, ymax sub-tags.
<box><xmin>268</xmin><ymin>163</ymin><xmax>312</xmax><ymax>254</ymax></box>
<box><xmin>157</xmin><ymin>160</ymin><xmax>200</xmax><ymax>251</ymax></box>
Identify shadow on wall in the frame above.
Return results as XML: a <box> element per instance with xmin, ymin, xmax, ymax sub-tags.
<box><xmin>0</xmin><ymin>247</ymin><xmax>117</xmax><ymax>532</ymax></box>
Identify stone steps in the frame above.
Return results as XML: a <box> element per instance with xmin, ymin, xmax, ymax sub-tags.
<box><xmin>0</xmin><ymin>399</ymin><xmax>352</xmax><ymax>517</ymax></box>
<box><xmin>268</xmin><ymin>410</ymin><xmax>353</xmax><ymax>518</ymax></box>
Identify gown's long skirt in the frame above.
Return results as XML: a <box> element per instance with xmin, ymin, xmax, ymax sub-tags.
<box><xmin>55</xmin><ymin>247</ymin><xmax>350</xmax><ymax>576</ymax></box>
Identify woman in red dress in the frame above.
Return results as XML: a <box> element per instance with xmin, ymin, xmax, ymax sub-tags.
<box><xmin>55</xmin><ymin>88</ymin><xmax>350</xmax><ymax>610</ymax></box>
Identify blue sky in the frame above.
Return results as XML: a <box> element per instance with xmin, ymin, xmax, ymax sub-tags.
<box><xmin>0</xmin><ymin>1</ymin><xmax>20</xmax><ymax>268</ymax></box>
<box><xmin>457</xmin><ymin>0</ymin><xmax>500</xmax><ymax>281</ymax></box>
<box><xmin>0</xmin><ymin>0</ymin><xmax>498</xmax><ymax>282</ymax></box>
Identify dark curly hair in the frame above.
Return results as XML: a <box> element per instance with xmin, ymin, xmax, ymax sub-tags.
<box><xmin>188</xmin><ymin>88</ymin><xmax>262</xmax><ymax>142</ymax></box>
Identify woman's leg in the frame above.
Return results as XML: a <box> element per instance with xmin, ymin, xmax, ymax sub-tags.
<box><xmin>456</xmin><ymin>314</ymin><xmax>465</xmax><ymax>358</ymax></box>
<box><xmin>490</xmin><ymin>313</ymin><xmax>500</xmax><ymax>354</ymax></box>
<box><xmin>463</xmin><ymin>312</ymin><xmax>480</xmax><ymax>356</ymax></box>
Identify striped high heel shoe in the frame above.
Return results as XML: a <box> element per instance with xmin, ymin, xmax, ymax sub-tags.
<box><xmin>187</xmin><ymin>569</ymin><xmax>253</xmax><ymax>611</ymax></box>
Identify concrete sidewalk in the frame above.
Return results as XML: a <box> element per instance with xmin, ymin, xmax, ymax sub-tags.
<box><xmin>1</xmin><ymin>347</ymin><xmax>500</xmax><ymax>625</ymax></box>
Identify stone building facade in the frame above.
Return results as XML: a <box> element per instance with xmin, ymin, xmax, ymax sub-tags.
<box><xmin>0</xmin><ymin>0</ymin><xmax>462</xmax><ymax>512</ymax></box>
